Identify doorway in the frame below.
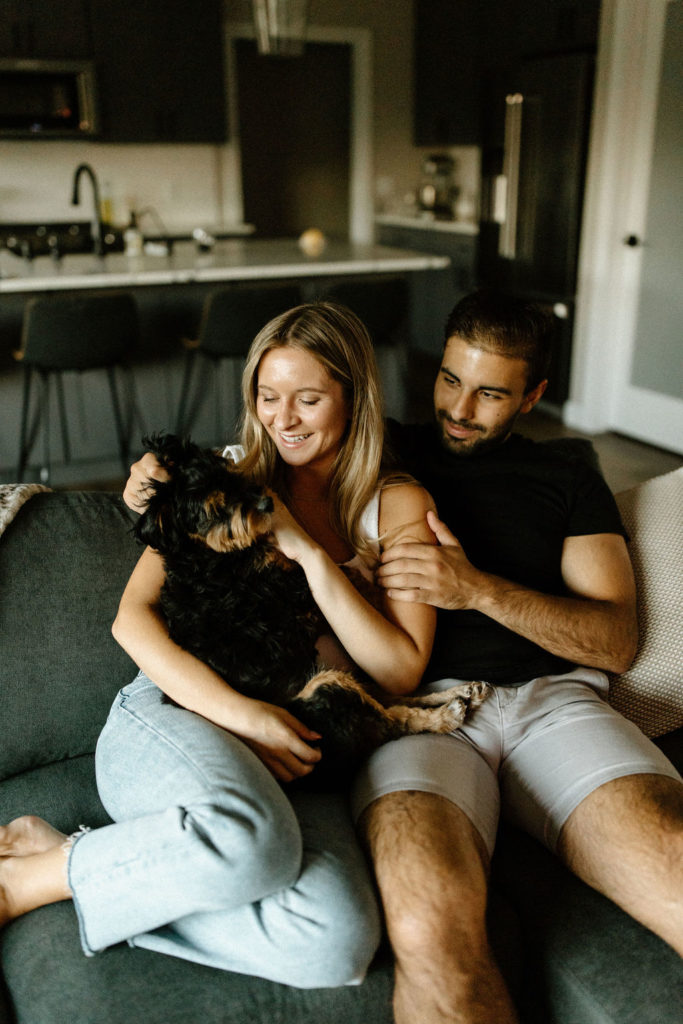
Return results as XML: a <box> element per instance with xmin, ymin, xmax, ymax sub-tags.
<box><xmin>236</xmin><ymin>39</ymin><xmax>350</xmax><ymax>238</ymax></box>
<box><xmin>612</xmin><ymin>0</ymin><xmax>682</xmax><ymax>449</ymax></box>
<box><xmin>568</xmin><ymin>0</ymin><xmax>683</xmax><ymax>455</ymax></box>
<box><xmin>225</xmin><ymin>24</ymin><xmax>373</xmax><ymax>243</ymax></box>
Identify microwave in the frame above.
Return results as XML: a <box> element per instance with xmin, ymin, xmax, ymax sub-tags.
<box><xmin>0</xmin><ymin>58</ymin><xmax>99</xmax><ymax>137</ymax></box>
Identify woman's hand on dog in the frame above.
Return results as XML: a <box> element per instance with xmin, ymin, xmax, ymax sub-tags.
<box><xmin>123</xmin><ymin>453</ymin><xmax>169</xmax><ymax>513</ymax></box>
<box><xmin>234</xmin><ymin>700</ymin><xmax>322</xmax><ymax>783</ymax></box>
<box><xmin>269</xmin><ymin>493</ymin><xmax>316</xmax><ymax>563</ymax></box>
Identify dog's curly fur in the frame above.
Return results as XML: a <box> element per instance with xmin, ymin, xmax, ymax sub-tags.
<box><xmin>134</xmin><ymin>433</ymin><xmax>489</xmax><ymax>788</ymax></box>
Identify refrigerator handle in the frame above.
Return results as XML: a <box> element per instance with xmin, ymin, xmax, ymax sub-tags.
<box><xmin>498</xmin><ymin>93</ymin><xmax>524</xmax><ymax>259</ymax></box>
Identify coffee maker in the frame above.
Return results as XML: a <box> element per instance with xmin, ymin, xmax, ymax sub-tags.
<box><xmin>418</xmin><ymin>154</ymin><xmax>457</xmax><ymax>218</ymax></box>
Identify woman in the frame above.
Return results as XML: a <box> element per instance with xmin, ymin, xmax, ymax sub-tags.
<box><xmin>0</xmin><ymin>302</ymin><xmax>436</xmax><ymax>988</ymax></box>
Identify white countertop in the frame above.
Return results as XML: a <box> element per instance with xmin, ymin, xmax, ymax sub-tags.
<box><xmin>0</xmin><ymin>238</ymin><xmax>451</xmax><ymax>294</ymax></box>
<box><xmin>375</xmin><ymin>214</ymin><xmax>478</xmax><ymax>236</ymax></box>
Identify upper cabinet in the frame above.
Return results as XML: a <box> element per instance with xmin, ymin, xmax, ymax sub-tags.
<box><xmin>0</xmin><ymin>0</ymin><xmax>227</xmax><ymax>142</ymax></box>
<box><xmin>0</xmin><ymin>0</ymin><xmax>92</xmax><ymax>59</ymax></box>
<box><xmin>414</xmin><ymin>0</ymin><xmax>601</xmax><ymax>147</ymax></box>
<box><xmin>413</xmin><ymin>1</ymin><xmax>482</xmax><ymax>147</ymax></box>
<box><xmin>90</xmin><ymin>0</ymin><xmax>227</xmax><ymax>143</ymax></box>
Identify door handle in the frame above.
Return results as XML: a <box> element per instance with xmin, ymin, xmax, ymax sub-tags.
<box><xmin>498</xmin><ymin>93</ymin><xmax>524</xmax><ymax>259</ymax></box>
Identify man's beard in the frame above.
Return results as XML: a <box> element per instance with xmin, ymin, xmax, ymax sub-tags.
<box><xmin>434</xmin><ymin>408</ymin><xmax>519</xmax><ymax>457</ymax></box>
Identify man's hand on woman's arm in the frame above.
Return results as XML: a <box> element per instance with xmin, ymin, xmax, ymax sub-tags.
<box><xmin>377</xmin><ymin>509</ymin><xmax>638</xmax><ymax>675</ymax></box>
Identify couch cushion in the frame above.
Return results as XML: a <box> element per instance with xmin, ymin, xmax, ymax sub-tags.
<box><xmin>0</xmin><ymin>755</ymin><xmax>111</xmax><ymax>836</ymax></box>
<box><xmin>0</xmin><ymin>491</ymin><xmax>139</xmax><ymax>781</ymax></box>
<box><xmin>610</xmin><ymin>468</ymin><xmax>683</xmax><ymax>737</ymax></box>
<box><xmin>494</xmin><ymin>824</ymin><xmax>683</xmax><ymax>1024</ymax></box>
<box><xmin>0</xmin><ymin>902</ymin><xmax>395</xmax><ymax>1024</ymax></box>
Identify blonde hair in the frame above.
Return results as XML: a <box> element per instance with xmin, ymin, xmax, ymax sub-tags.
<box><xmin>237</xmin><ymin>301</ymin><xmax>408</xmax><ymax>560</ymax></box>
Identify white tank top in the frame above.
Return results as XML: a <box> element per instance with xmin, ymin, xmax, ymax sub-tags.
<box><xmin>221</xmin><ymin>444</ymin><xmax>381</xmax><ymax>580</ymax></box>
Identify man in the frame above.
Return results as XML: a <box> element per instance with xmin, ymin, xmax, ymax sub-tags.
<box><xmin>352</xmin><ymin>290</ymin><xmax>683</xmax><ymax>1023</ymax></box>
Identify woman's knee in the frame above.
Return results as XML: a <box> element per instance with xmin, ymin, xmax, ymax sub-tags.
<box><xmin>291</xmin><ymin>882</ymin><xmax>382</xmax><ymax>987</ymax></box>
<box><xmin>188</xmin><ymin>788</ymin><xmax>303</xmax><ymax>891</ymax></box>
<box><xmin>279</xmin><ymin>790</ymin><xmax>382</xmax><ymax>985</ymax></box>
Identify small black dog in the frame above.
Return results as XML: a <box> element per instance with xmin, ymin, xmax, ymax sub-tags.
<box><xmin>134</xmin><ymin>433</ymin><xmax>488</xmax><ymax>787</ymax></box>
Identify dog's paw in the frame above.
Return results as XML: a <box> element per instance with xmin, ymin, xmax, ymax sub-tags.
<box><xmin>460</xmin><ymin>681</ymin><xmax>491</xmax><ymax>708</ymax></box>
<box><xmin>434</xmin><ymin>682</ymin><xmax>490</xmax><ymax>733</ymax></box>
<box><xmin>441</xmin><ymin>696</ymin><xmax>469</xmax><ymax>731</ymax></box>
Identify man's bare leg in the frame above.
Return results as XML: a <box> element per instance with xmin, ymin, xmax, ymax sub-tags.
<box><xmin>558</xmin><ymin>773</ymin><xmax>683</xmax><ymax>955</ymax></box>
<box><xmin>360</xmin><ymin>791</ymin><xmax>518</xmax><ymax>1024</ymax></box>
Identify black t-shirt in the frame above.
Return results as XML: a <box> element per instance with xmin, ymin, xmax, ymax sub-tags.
<box><xmin>388</xmin><ymin>422</ymin><xmax>627</xmax><ymax>686</ymax></box>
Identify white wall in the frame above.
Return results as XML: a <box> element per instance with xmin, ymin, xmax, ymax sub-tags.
<box><xmin>0</xmin><ymin>140</ymin><xmax>228</xmax><ymax>232</ymax></box>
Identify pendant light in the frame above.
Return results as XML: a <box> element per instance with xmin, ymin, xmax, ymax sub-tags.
<box><xmin>252</xmin><ymin>0</ymin><xmax>309</xmax><ymax>56</ymax></box>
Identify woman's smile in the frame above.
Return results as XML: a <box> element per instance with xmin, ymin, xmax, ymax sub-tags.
<box><xmin>256</xmin><ymin>346</ymin><xmax>350</xmax><ymax>472</ymax></box>
<box><xmin>278</xmin><ymin>431</ymin><xmax>313</xmax><ymax>444</ymax></box>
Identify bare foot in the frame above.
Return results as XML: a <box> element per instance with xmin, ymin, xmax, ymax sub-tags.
<box><xmin>0</xmin><ymin>859</ymin><xmax>19</xmax><ymax>927</ymax></box>
<box><xmin>0</xmin><ymin>842</ymin><xmax>73</xmax><ymax>928</ymax></box>
<box><xmin>0</xmin><ymin>816</ymin><xmax>66</xmax><ymax>857</ymax></box>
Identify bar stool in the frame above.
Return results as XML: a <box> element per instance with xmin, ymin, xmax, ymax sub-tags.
<box><xmin>13</xmin><ymin>292</ymin><xmax>140</xmax><ymax>483</ymax></box>
<box><xmin>325</xmin><ymin>277</ymin><xmax>410</xmax><ymax>419</ymax></box>
<box><xmin>325</xmin><ymin>277</ymin><xmax>410</xmax><ymax>347</ymax></box>
<box><xmin>175</xmin><ymin>283</ymin><xmax>302</xmax><ymax>439</ymax></box>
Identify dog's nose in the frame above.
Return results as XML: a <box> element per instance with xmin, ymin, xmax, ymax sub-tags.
<box><xmin>256</xmin><ymin>494</ymin><xmax>273</xmax><ymax>514</ymax></box>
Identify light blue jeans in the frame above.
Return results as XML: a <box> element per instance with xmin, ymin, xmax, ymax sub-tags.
<box><xmin>67</xmin><ymin>672</ymin><xmax>381</xmax><ymax>987</ymax></box>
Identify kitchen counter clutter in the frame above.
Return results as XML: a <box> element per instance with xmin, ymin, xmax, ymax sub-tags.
<box><xmin>0</xmin><ymin>238</ymin><xmax>450</xmax><ymax>293</ymax></box>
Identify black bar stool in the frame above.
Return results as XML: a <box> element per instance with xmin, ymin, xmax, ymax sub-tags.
<box><xmin>13</xmin><ymin>292</ymin><xmax>141</xmax><ymax>483</ymax></box>
<box><xmin>175</xmin><ymin>283</ymin><xmax>302</xmax><ymax>439</ymax></box>
<box><xmin>324</xmin><ymin>277</ymin><xmax>411</xmax><ymax>418</ymax></box>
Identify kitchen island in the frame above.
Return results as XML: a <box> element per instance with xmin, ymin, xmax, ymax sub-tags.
<box><xmin>0</xmin><ymin>237</ymin><xmax>449</xmax><ymax>294</ymax></box>
<box><xmin>0</xmin><ymin>239</ymin><xmax>451</xmax><ymax>484</ymax></box>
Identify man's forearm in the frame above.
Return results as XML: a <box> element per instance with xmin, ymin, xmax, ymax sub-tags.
<box><xmin>473</xmin><ymin>573</ymin><xmax>638</xmax><ymax>674</ymax></box>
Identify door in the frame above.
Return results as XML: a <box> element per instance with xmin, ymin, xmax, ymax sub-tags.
<box><xmin>610</xmin><ymin>0</ymin><xmax>683</xmax><ymax>453</ymax></box>
<box><xmin>234</xmin><ymin>39</ymin><xmax>351</xmax><ymax>238</ymax></box>
<box><xmin>569</xmin><ymin>0</ymin><xmax>683</xmax><ymax>454</ymax></box>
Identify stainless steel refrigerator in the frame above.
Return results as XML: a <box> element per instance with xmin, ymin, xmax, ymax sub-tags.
<box><xmin>477</xmin><ymin>51</ymin><xmax>595</xmax><ymax>405</ymax></box>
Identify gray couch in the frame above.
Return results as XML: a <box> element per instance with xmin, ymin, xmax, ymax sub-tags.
<box><xmin>1</xmin><ymin>469</ymin><xmax>681</xmax><ymax>1024</ymax></box>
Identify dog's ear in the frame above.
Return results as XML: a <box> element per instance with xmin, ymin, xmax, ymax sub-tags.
<box><xmin>141</xmin><ymin>432</ymin><xmax>191</xmax><ymax>472</ymax></box>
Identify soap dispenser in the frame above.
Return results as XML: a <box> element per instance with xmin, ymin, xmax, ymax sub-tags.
<box><xmin>124</xmin><ymin>211</ymin><xmax>143</xmax><ymax>257</ymax></box>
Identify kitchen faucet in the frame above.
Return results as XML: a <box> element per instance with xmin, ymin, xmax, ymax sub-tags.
<box><xmin>71</xmin><ymin>163</ymin><xmax>104</xmax><ymax>257</ymax></box>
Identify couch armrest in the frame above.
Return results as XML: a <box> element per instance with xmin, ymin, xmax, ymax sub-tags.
<box><xmin>609</xmin><ymin>468</ymin><xmax>683</xmax><ymax>737</ymax></box>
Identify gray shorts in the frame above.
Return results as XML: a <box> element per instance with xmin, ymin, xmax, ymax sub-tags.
<box><xmin>351</xmin><ymin>668</ymin><xmax>681</xmax><ymax>858</ymax></box>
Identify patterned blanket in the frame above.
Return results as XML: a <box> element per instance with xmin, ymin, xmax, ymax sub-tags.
<box><xmin>0</xmin><ymin>484</ymin><xmax>51</xmax><ymax>539</ymax></box>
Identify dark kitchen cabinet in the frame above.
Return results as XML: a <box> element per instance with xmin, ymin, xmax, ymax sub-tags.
<box><xmin>376</xmin><ymin>221</ymin><xmax>476</xmax><ymax>354</ymax></box>
<box><xmin>414</xmin><ymin>0</ymin><xmax>601</xmax><ymax>147</ymax></box>
<box><xmin>0</xmin><ymin>0</ymin><xmax>227</xmax><ymax>142</ymax></box>
<box><xmin>413</xmin><ymin>1</ymin><xmax>482</xmax><ymax>146</ymax></box>
<box><xmin>0</xmin><ymin>0</ymin><xmax>92</xmax><ymax>58</ymax></box>
<box><xmin>480</xmin><ymin>0</ymin><xmax>601</xmax><ymax>67</ymax></box>
<box><xmin>90</xmin><ymin>0</ymin><xmax>227</xmax><ymax>142</ymax></box>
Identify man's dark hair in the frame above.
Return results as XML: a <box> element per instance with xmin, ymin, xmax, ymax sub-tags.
<box><xmin>444</xmin><ymin>290</ymin><xmax>553</xmax><ymax>392</ymax></box>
